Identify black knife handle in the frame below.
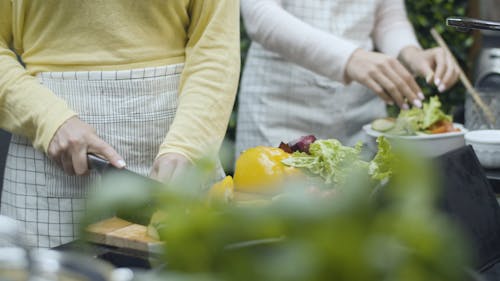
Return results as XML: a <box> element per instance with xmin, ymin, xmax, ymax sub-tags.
<box><xmin>87</xmin><ymin>153</ymin><xmax>112</xmax><ymax>172</ymax></box>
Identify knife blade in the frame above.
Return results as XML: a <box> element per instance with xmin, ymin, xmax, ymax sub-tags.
<box><xmin>87</xmin><ymin>153</ymin><xmax>162</xmax><ymax>186</ymax></box>
<box><xmin>87</xmin><ymin>153</ymin><xmax>162</xmax><ymax>225</ymax></box>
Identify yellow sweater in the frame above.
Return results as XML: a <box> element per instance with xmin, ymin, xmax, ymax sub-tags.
<box><xmin>0</xmin><ymin>0</ymin><xmax>240</xmax><ymax>161</ymax></box>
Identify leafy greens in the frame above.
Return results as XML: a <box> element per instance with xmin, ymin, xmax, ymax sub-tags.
<box><xmin>380</xmin><ymin>96</ymin><xmax>452</xmax><ymax>136</ymax></box>
<box><xmin>282</xmin><ymin>137</ymin><xmax>394</xmax><ymax>187</ymax></box>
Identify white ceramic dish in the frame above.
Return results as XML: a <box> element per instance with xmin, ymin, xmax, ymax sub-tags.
<box><xmin>363</xmin><ymin>123</ymin><xmax>467</xmax><ymax>157</ymax></box>
<box><xmin>465</xmin><ymin>130</ymin><xmax>500</xmax><ymax>168</ymax></box>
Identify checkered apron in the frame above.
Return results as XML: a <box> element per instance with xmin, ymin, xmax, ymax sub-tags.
<box><xmin>235</xmin><ymin>0</ymin><xmax>387</xmax><ymax>157</ymax></box>
<box><xmin>1</xmin><ymin>64</ymin><xmax>183</xmax><ymax>248</ymax></box>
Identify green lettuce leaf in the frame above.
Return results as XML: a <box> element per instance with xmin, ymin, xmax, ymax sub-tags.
<box><xmin>369</xmin><ymin>136</ymin><xmax>395</xmax><ymax>184</ymax></box>
<box><xmin>282</xmin><ymin>139</ymin><xmax>367</xmax><ymax>185</ymax></box>
<box><xmin>388</xmin><ymin>107</ymin><xmax>423</xmax><ymax>136</ymax></box>
<box><xmin>382</xmin><ymin>96</ymin><xmax>452</xmax><ymax>135</ymax></box>
<box><xmin>421</xmin><ymin>96</ymin><xmax>452</xmax><ymax>129</ymax></box>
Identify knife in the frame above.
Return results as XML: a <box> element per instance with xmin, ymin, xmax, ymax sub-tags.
<box><xmin>87</xmin><ymin>153</ymin><xmax>162</xmax><ymax>186</ymax></box>
<box><xmin>87</xmin><ymin>153</ymin><xmax>161</xmax><ymax>225</ymax></box>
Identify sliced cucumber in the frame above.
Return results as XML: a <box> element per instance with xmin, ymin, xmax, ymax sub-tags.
<box><xmin>371</xmin><ymin>118</ymin><xmax>396</xmax><ymax>132</ymax></box>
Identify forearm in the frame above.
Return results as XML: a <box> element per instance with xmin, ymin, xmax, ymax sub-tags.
<box><xmin>157</xmin><ymin>0</ymin><xmax>240</xmax><ymax>161</ymax></box>
<box><xmin>373</xmin><ymin>0</ymin><xmax>421</xmax><ymax>57</ymax></box>
<box><xmin>0</xmin><ymin>1</ymin><xmax>76</xmax><ymax>153</ymax></box>
<box><xmin>242</xmin><ymin>0</ymin><xmax>358</xmax><ymax>83</ymax></box>
<box><xmin>0</xmin><ymin>54</ymin><xmax>77</xmax><ymax>153</ymax></box>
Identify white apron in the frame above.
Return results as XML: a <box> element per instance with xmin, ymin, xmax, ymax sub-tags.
<box><xmin>1</xmin><ymin>64</ymin><xmax>183</xmax><ymax>248</ymax></box>
<box><xmin>235</xmin><ymin>0</ymin><xmax>387</xmax><ymax>157</ymax></box>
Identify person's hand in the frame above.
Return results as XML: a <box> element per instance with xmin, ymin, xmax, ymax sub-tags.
<box><xmin>399</xmin><ymin>46</ymin><xmax>460</xmax><ymax>93</ymax></box>
<box><xmin>345</xmin><ymin>49</ymin><xmax>424</xmax><ymax>110</ymax></box>
<box><xmin>48</xmin><ymin>116</ymin><xmax>126</xmax><ymax>176</ymax></box>
<box><xmin>150</xmin><ymin>153</ymin><xmax>191</xmax><ymax>183</ymax></box>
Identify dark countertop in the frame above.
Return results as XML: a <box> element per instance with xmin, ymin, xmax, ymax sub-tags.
<box><xmin>485</xmin><ymin>169</ymin><xmax>500</xmax><ymax>195</ymax></box>
<box><xmin>54</xmin><ymin>240</ymin><xmax>164</xmax><ymax>270</ymax></box>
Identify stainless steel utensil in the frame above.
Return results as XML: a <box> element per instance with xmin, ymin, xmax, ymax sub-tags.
<box><xmin>447</xmin><ymin>16</ymin><xmax>500</xmax><ymax>32</ymax></box>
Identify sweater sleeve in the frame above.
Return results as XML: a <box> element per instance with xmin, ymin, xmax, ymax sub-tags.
<box><xmin>157</xmin><ymin>0</ymin><xmax>240</xmax><ymax>161</ymax></box>
<box><xmin>372</xmin><ymin>0</ymin><xmax>421</xmax><ymax>57</ymax></box>
<box><xmin>241</xmin><ymin>0</ymin><xmax>359</xmax><ymax>83</ymax></box>
<box><xmin>0</xmin><ymin>0</ymin><xmax>77</xmax><ymax>153</ymax></box>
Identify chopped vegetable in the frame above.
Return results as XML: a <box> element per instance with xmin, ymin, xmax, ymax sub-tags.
<box><xmin>371</xmin><ymin>118</ymin><xmax>396</xmax><ymax>132</ymax></box>
<box><xmin>372</xmin><ymin>96</ymin><xmax>455</xmax><ymax>135</ymax></box>
<box><xmin>393</xmin><ymin>107</ymin><xmax>423</xmax><ymax>135</ymax></box>
<box><xmin>286</xmin><ymin>135</ymin><xmax>317</xmax><ymax>154</ymax></box>
<box><xmin>278</xmin><ymin>142</ymin><xmax>293</xmax><ymax>153</ymax></box>
<box><xmin>282</xmin><ymin>137</ymin><xmax>395</xmax><ymax>188</ymax></box>
<box><xmin>282</xmin><ymin>139</ymin><xmax>367</xmax><ymax>186</ymax></box>
<box><xmin>421</xmin><ymin>96</ymin><xmax>452</xmax><ymax>130</ymax></box>
<box><xmin>428</xmin><ymin>120</ymin><xmax>459</xmax><ymax>134</ymax></box>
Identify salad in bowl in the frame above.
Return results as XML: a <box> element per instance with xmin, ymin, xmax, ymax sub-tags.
<box><xmin>370</xmin><ymin>96</ymin><xmax>461</xmax><ymax>136</ymax></box>
<box><xmin>363</xmin><ymin>96</ymin><xmax>467</xmax><ymax>157</ymax></box>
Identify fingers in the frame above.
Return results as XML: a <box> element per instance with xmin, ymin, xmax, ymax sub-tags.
<box><xmin>389</xmin><ymin>62</ymin><xmax>423</xmax><ymax>107</ymax></box>
<box><xmin>416</xmin><ymin>60</ymin><xmax>435</xmax><ymax>86</ymax></box>
<box><xmin>433</xmin><ymin>48</ymin><xmax>446</xmax><ymax>91</ymax></box>
<box><xmin>364</xmin><ymin>78</ymin><xmax>393</xmax><ymax>105</ymax></box>
<box><xmin>61</xmin><ymin>153</ymin><xmax>76</xmax><ymax>176</ymax></box>
<box><xmin>72</xmin><ymin>146</ymin><xmax>89</xmax><ymax>176</ymax></box>
<box><xmin>150</xmin><ymin>153</ymin><xmax>191</xmax><ymax>183</ymax></box>
<box><xmin>170</xmin><ymin>160</ymin><xmax>190</xmax><ymax>181</ymax></box>
<box><xmin>47</xmin><ymin>116</ymin><xmax>124</xmax><ymax>176</ymax></box>
<box><xmin>153</xmin><ymin>168</ymin><xmax>174</xmax><ymax>182</ymax></box>
<box><xmin>346</xmin><ymin>50</ymin><xmax>422</xmax><ymax>109</ymax></box>
<box><xmin>88</xmin><ymin>137</ymin><xmax>126</xmax><ymax>169</ymax></box>
<box><xmin>373</xmin><ymin>71</ymin><xmax>406</xmax><ymax>108</ymax></box>
<box><xmin>151</xmin><ymin>161</ymin><xmax>175</xmax><ymax>182</ymax></box>
<box><xmin>400</xmin><ymin>47</ymin><xmax>460</xmax><ymax>93</ymax></box>
<box><xmin>440</xmin><ymin>53</ymin><xmax>459</xmax><ymax>92</ymax></box>
<box><xmin>373</xmin><ymin>65</ymin><xmax>422</xmax><ymax>109</ymax></box>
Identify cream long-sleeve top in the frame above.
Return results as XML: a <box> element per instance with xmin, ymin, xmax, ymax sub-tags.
<box><xmin>0</xmin><ymin>0</ymin><xmax>240</xmax><ymax>161</ymax></box>
<box><xmin>241</xmin><ymin>0</ymin><xmax>421</xmax><ymax>83</ymax></box>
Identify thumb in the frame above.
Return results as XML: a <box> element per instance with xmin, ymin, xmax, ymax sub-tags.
<box><xmin>88</xmin><ymin>137</ymin><xmax>126</xmax><ymax>169</ymax></box>
<box><xmin>417</xmin><ymin>62</ymin><xmax>435</xmax><ymax>85</ymax></box>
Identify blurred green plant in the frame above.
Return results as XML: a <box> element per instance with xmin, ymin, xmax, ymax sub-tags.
<box><xmin>84</xmin><ymin>145</ymin><xmax>471</xmax><ymax>281</ymax></box>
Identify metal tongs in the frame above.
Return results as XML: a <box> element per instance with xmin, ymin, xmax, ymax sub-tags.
<box><xmin>447</xmin><ymin>16</ymin><xmax>500</xmax><ymax>32</ymax></box>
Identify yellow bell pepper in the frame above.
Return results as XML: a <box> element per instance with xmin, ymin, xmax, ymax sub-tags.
<box><xmin>233</xmin><ymin>146</ymin><xmax>301</xmax><ymax>194</ymax></box>
<box><xmin>208</xmin><ymin>175</ymin><xmax>234</xmax><ymax>204</ymax></box>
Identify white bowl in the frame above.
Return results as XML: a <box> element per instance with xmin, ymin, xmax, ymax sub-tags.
<box><xmin>363</xmin><ymin>123</ymin><xmax>467</xmax><ymax>157</ymax></box>
<box><xmin>465</xmin><ymin>130</ymin><xmax>500</xmax><ymax>169</ymax></box>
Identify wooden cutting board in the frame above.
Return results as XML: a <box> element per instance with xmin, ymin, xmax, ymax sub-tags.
<box><xmin>86</xmin><ymin>217</ymin><xmax>163</xmax><ymax>253</ymax></box>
